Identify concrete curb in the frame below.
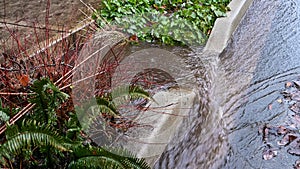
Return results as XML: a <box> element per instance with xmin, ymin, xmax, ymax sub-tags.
<box><xmin>204</xmin><ymin>0</ymin><xmax>254</xmax><ymax>53</ymax></box>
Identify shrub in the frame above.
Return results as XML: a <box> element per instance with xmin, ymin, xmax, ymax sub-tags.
<box><xmin>93</xmin><ymin>0</ymin><xmax>230</xmax><ymax>45</ymax></box>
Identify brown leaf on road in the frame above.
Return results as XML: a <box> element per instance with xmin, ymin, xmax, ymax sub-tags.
<box><xmin>290</xmin><ymin>102</ymin><xmax>300</xmax><ymax>114</ymax></box>
<box><xmin>277</xmin><ymin>125</ymin><xmax>289</xmax><ymax>135</ymax></box>
<box><xmin>286</xmin><ymin>81</ymin><xmax>293</xmax><ymax>88</ymax></box>
<box><xmin>268</xmin><ymin>104</ymin><xmax>272</xmax><ymax>110</ymax></box>
<box><xmin>294</xmin><ymin>159</ymin><xmax>300</xmax><ymax>169</ymax></box>
<box><xmin>263</xmin><ymin>146</ymin><xmax>278</xmax><ymax>160</ymax></box>
<box><xmin>287</xmin><ymin>138</ymin><xmax>300</xmax><ymax>155</ymax></box>
<box><xmin>278</xmin><ymin>133</ymin><xmax>298</xmax><ymax>146</ymax></box>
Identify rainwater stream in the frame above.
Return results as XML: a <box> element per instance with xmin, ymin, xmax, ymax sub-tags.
<box><xmin>73</xmin><ymin>0</ymin><xmax>300</xmax><ymax>168</ymax></box>
<box><xmin>154</xmin><ymin>0</ymin><xmax>300</xmax><ymax>168</ymax></box>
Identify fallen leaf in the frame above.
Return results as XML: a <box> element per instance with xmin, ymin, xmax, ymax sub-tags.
<box><xmin>129</xmin><ymin>35</ymin><xmax>138</xmax><ymax>42</ymax></box>
<box><xmin>290</xmin><ymin>103</ymin><xmax>300</xmax><ymax>114</ymax></box>
<box><xmin>278</xmin><ymin>134</ymin><xmax>298</xmax><ymax>146</ymax></box>
<box><xmin>17</xmin><ymin>74</ymin><xmax>30</xmax><ymax>87</ymax></box>
<box><xmin>286</xmin><ymin>81</ymin><xmax>293</xmax><ymax>88</ymax></box>
<box><xmin>263</xmin><ymin>147</ymin><xmax>278</xmax><ymax>160</ymax></box>
<box><xmin>294</xmin><ymin>160</ymin><xmax>300</xmax><ymax>169</ymax></box>
<box><xmin>277</xmin><ymin>125</ymin><xmax>289</xmax><ymax>135</ymax></box>
<box><xmin>268</xmin><ymin>104</ymin><xmax>272</xmax><ymax>110</ymax></box>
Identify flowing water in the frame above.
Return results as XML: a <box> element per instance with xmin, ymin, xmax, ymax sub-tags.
<box><xmin>154</xmin><ymin>0</ymin><xmax>300</xmax><ymax>168</ymax></box>
<box><xmin>72</xmin><ymin>0</ymin><xmax>300</xmax><ymax>168</ymax></box>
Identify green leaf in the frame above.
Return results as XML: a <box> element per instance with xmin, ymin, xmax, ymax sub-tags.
<box><xmin>94</xmin><ymin>0</ymin><xmax>231</xmax><ymax>45</ymax></box>
<box><xmin>0</xmin><ymin>110</ymin><xmax>9</xmax><ymax>122</ymax></box>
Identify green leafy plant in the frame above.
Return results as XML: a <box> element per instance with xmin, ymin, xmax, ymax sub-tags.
<box><xmin>0</xmin><ymin>99</ymin><xmax>21</xmax><ymax>127</ymax></box>
<box><xmin>0</xmin><ymin>78</ymin><xmax>151</xmax><ymax>168</ymax></box>
<box><xmin>93</xmin><ymin>0</ymin><xmax>231</xmax><ymax>45</ymax></box>
<box><xmin>77</xmin><ymin>84</ymin><xmax>152</xmax><ymax>133</ymax></box>
<box><xmin>0</xmin><ymin>100</ymin><xmax>11</xmax><ymax>124</ymax></box>
<box><xmin>69</xmin><ymin>145</ymin><xmax>150</xmax><ymax>169</ymax></box>
<box><xmin>0</xmin><ymin>120</ymin><xmax>72</xmax><ymax>167</ymax></box>
<box><xmin>0</xmin><ymin>120</ymin><xmax>150</xmax><ymax>168</ymax></box>
<box><xmin>28</xmin><ymin>78</ymin><xmax>70</xmax><ymax>125</ymax></box>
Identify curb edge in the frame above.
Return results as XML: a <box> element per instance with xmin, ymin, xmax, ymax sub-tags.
<box><xmin>203</xmin><ymin>0</ymin><xmax>254</xmax><ymax>53</ymax></box>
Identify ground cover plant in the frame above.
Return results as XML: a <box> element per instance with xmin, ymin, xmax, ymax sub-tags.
<box><xmin>93</xmin><ymin>0</ymin><xmax>231</xmax><ymax>45</ymax></box>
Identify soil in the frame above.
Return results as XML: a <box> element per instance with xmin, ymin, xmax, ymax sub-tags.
<box><xmin>0</xmin><ymin>0</ymin><xmax>101</xmax><ymax>53</ymax></box>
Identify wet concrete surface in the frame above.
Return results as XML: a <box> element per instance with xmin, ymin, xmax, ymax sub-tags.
<box><xmin>220</xmin><ymin>0</ymin><xmax>300</xmax><ymax>168</ymax></box>
<box><xmin>154</xmin><ymin>0</ymin><xmax>300</xmax><ymax>168</ymax></box>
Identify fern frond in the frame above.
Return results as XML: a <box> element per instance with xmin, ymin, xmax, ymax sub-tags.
<box><xmin>111</xmin><ymin>85</ymin><xmax>151</xmax><ymax>107</ymax></box>
<box><xmin>0</xmin><ymin>120</ymin><xmax>73</xmax><ymax>166</ymax></box>
<box><xmin>5</xmin><ymin>124</ymin><xmax>19</xmax><ymax>140</ymax></box>
<box><xmin>69</xmin><ymin>145</ymin><xmax>150</xmax><ymax>169</ymax></box>
<box><xmin>96</xmin><ymin>97</ymin><xmax>119</xmax><ymax>117</ymax></box>
<box><xmin>68</xmin><ymin>156</ymin><xmax>120</xmax><ymax>169</ymax></box>
<box><xmin>102</xmin><ymin>146</ymin><xmax>151</xmax><ymax>169</ymax></box>
<box><xmin>29</xmin><ymin>78</ymin><xmax>69</xmax><ymax>124</ymax></box>
<box><xmin>29</xmin><ymin>78</ymin><xmax>69</xmax><ymax>107</ymax></box>
<box><xmin>129</xmin><ymin>85</ymin><xmax>151</xmax><ymax>101</ymax></box>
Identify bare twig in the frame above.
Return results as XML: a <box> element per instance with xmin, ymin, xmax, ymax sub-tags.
<box><xmin>0</xmin><ymin>21</ymin><xmax>68</xmax><ymax>33</ymax></box>
<box><xmin>0</xmin><ymin>92</ymin><xmax>32</xmax><ymax>96</ymax></box>
<box><xmin>79</xmin><ymin>0</ymin><xmax>111</xmax><ymax>30</ymax></box>
<box><xmin>0</xmin><ymin>103</ymin><xmax>35</xmax><ymax>135</ymax></box>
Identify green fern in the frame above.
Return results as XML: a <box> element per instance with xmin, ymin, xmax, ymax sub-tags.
<box><xmin>96</xmin><ymin>96</ymin><xmax>119</xmax><ymax>117</ymax></box>
<box><xmin>5</xmin><ymin>123</ymin><xmax>19</xmax><ymax>140</ymax></box>
<box><xmin>29</xmin><ymin>78</ymin><xmax>69</xmax><ymax>125</ymax></box>
<box><xmin>79</xmin><ymin>85</ymin><xmax>151</xmax><ymax>132</ymax></box>
<box><xmin>102</xmin><ymin>146</ymin><xmax>151</xmax><ymax>169</ymax></box>
<box><xmin>95</xmin><ymin>85</ymin><xmax>151</xmax><ymax>116</ymax></box>
<box><xmin>0</xmin><ymin>120</ymin><xmax>73</xmax><ymax>166</ymax></box>
<box><xmin>68</xmin><ymin>145</ymin><xmax>150</xmax><ymax>169</ymax></box>
<box><xmin>111</xmin><ymin>85</ymin><xmax>151</xmax><ymax>107</ymax></box>
<box><xmin>0</xmin><ymin>78</ymin><xmax>151</xmax><ymax>168</ymax></box>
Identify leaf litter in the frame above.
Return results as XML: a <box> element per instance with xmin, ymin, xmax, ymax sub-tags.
<box><xmin>260</xmin><ymin>79</ymin><xmax>300</xmax><ymax>167</ymax></box>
